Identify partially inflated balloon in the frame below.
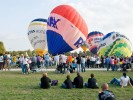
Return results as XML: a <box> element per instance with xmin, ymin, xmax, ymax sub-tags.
<box><xmin>86</xmin><ymin>31</ymin><xmax>104</xmax><ymax>54</ymax></box>
<box><xmin>47</xmin><ymin>5</ymin><xmax>88</xmax><ymax>55</ymax></box>
<box><xmin>98</xmin><ymin>32</ymin><xmax>133</xmax><ymax>57</ymax></box>
<box><xmin>28</xmin><ymin>18</ymin><xmax>47</xmax><ymax>56</ymax></box>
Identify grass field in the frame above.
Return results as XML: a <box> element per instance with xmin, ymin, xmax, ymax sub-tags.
<box><xmin>0</xmin><ymin>70</ymin><xmax>133</xmax><ymax>100</ymax></box>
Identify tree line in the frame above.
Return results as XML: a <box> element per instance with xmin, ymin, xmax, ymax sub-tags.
<box><xmin>0</xmin><ymin>41</ymin><xmax>93</xmax><ymax>57</ymax></box>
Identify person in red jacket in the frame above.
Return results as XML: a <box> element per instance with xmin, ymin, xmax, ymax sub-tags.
<box><xmin>114</xmin><ymin>58</ymin><xmax>118</xmax><ymax>71</ymax></box>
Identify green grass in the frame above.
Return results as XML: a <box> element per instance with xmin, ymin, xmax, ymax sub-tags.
<box><xmin>0</xmin><ymin>70</ymin><xmax>133</xmax><ymax>100</ymax></box>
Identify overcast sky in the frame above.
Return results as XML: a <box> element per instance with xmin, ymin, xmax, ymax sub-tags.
<box><xmin>0</xmin><ymin>0</ymin><xmax>133</xmax><ymax>51</ymax></box>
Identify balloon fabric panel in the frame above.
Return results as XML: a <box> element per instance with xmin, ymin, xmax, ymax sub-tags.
<box><xmin>32</xmin><ymin>19</ymin><xmax>47</xmax><ymax>23</ymax></box>
<box><xmin>51</xmin><ymin>5</ymin><xmax>88</xmax><ymax>36</ymax></box>
<box><xmin>47</xmin><ymin>30</ymin><xmax>73</xmax><ymax>55</ymax></box>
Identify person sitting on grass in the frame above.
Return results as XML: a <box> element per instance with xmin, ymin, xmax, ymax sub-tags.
<box><xmin>40</xmin><ymin>73</ymin><xmax>51</xmax><ymax>89</ymax></box>
<box><xmin>62</xmin><ymin>75</ymin><xmax>73</xmax><ymax>89</ymax></box>
<box><xmin>85</xmin><ymin>73</ymin><xmax>99</xmax><ymax>89</ymax></box>
<box><xmin>73</xmin><ymin>72</ymin><xmax>83</xmax><ymax>88</ymax></box>
<box><xmin>109</xmin><ymin>72</ymin><xmax>133</xmax><ymax>88</ymax></box>
<box><xmin>98</xmin><ymin>83</ymin><xmax>115</xmax><ymax>100</ymax></box>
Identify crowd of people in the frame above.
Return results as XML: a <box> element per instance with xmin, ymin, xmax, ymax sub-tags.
<box><xmin>1</xmin><ymin>52</ymin><xmax>133</xmax><ymax>100</ymax></box>
<box><xmin>54</xmin><ymin>53</ymin><xmax>133</xmax><ymax>73</ymax></box>
<box><xmin>0</xmin><ymin>52</ymin><xmax>53</xmax><ymax>74</ymax></box>
<box><xmin>0</xmin><ymin>52</ymin><xmax>133</xmax><ymax>74</ymax></box>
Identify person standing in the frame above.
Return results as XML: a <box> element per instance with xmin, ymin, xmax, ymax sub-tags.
<box><xmin>81</xmin><ymin>55</ymin><xmax>86</xmax><ymax>72</ymax></box>
<box><xmin>76</xmin><ymin>54</ymin><xmax>81</xmax><ymax>72</ymax></box>
<box><xmin>22</xmin><ymin>56</ymin><xmax>28</xmax><ymax>74</ymax></box>
<box><xmin>3</xmin><ymin>52</ymin><xmax>10</xmax><ymax>70</ymax></box>
<box><xmin>130</xmin><ymin>55</ymin><xmax>133</xmax><ymax>69</ymax></box>
<box><xmin>96</xmin><ymin>56</ymin><xmax>101</xmax><ymax>68</ymax></box>
<box><xmin>10</xmin><ymin>55</ymin><xmax>13</xmax><ymax>66</ymax></box>
<box><xmin>60</xmin><ymin>53</ymin><xmax>67</xmax><ymax>74</ymax></box>
<box><xmin>37</xmin><ymin>55</ymin><xmax>41</xmax><ymax>68</ymax></box>
<box><xmin>0</xmin><ymin>53</ymin><xmax>4</xmax><ymax>70</ymax></box>
<box><xmin>86</xmin><ymin>56</ymin><xmax>90</xmax><ymax>68</ymax></box>
<box><xmin>19</xmin><ymin>54</ymin><xmax>24</xmax><ymax>73</ymax></box>
<box><xmin>49</xmin><ymin>56</ymin><xmax>53</xmax><ymax>66</ymax></box>
<box><xmin>100</xmin><ymin>55</ymin><xmax>104</xmax><ymax>68</ymax></box>
<box><xmin>44</xmin><ymin>53</ymin><xmax>50</xmax><ymax>68</ymax></box>
<box><xmin>68</xmin><ymin>54</ymin><xmax>73</xmax><ymax>65</ymax></box>
<box><xmin>116</xmin><ymin>56</ymin><xmax>120</xmax><ymax>70</ymax></box>
<box><xmin>110</xmin><ymin>57</ymin><xmax>115</xmax><ymax>71</ymax></box>
<box><xmin>31</xmin><ymin>54</ymin><xmax>37</xmax><ymax>70</ymax></box>
<box><xmin>54</xmin><ymin>54</ymin><xmax>59</xmax><ymax>67</ymax></box>
<box><xmin>12</xmin><ymin>55</ymin><xmax>17</xmax><ymax>65</ymax></box>
<box><xmin>114</xmin><ymin>58</ymin><xmax>118</xmax><ymax>71</ymax></box>
<box><xmin>105</xmin><ymin>56</ymin><xmax>111</xmax><ymax>71</ymax></box>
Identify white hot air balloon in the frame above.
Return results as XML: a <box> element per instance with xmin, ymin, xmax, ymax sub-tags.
<box><xmin>28</xmin><ymin>18</ymin><xmax>47</xmax><ymax>56</ymax></box>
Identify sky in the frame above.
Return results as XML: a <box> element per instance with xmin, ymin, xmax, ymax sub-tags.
<box><xmin>0</xmin><ymin>0</ymin><xmax>133</xmax><ymax>51</ymax></box>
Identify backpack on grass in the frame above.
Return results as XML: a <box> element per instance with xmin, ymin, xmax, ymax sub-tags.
<box><xmin>51</xmin><ymin>80</ymin><xmax>58</xmax><ymax>86</ymax></box>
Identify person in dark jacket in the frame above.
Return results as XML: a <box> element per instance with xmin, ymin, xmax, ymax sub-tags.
<box><xmin>62</xmin><ymin>75</ymin><xmax>73</xmax><ymax>89</ymax></box>
<box><xmin>73</xmin><ymin>72</ymin><xmax>83</xmax><ymax>88</ymax></box>
<box><xmin>85</xmin><ymin>73</ymin><xmax>99</xmax><ymax>89</ymax></box>
<box><xmin>76</xmin><ymin>54</ymin><xmax>81</xmax><ymax>72</ymax></box>
<box><xmin>40</xmin><ymin>73</ymin><xmax>51</xmax><ymax>89</ymax></box>
<box><xmin>98</xmin><ymin>83</ymin><xmax>115</xmax><ymax>100</ymax></box>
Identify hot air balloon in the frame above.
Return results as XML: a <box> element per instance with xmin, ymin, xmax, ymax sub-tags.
<box><xmin>47</xmin><ymin>5</ymin><xmax>88</xmax><ymax>55</ymax></box>
<box><xmin>28</xmin><ymin>18</ymin><xmax>47</xmax><ymax>56</ymax></box>
<box><xmin>97</xmin><ymin>32</ymin><xmax>133</xmax><ymax>57</ymax></box>
<box><xmin>86</xmin><ymin>31</ymin><xmax>104</xmax><ymax>54</ymax></box>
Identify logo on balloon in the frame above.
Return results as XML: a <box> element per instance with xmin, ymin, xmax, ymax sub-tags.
<box><xmin>27</xmin><ymin>30</ymin><xmax>35</xmax><ymax>35</ymax></box>
<box><xmin>47</xmin><ymin>16</ymin><xmax>60</xmax><ymax>29</ymax></box>
<box><xmin>88</xmin><ymin>38</ymin><xmax>93</xmax><ymax>46</ymax></box>
<box><xmin>74</xmin><ymin>37</ymin><xmax>83</xmax><ymax>48</ymax></box>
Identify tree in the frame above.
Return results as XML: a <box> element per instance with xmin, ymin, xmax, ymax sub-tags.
<box><xmin>27</xmin><ymin>49</ymin><xmax>33</xmax><ymax>57</ymax></box>
<box><xmin>0</xmin><ymin>41</ymin><xmax>6</xmax><ymax>54</ymax></box>
<box><xmin>86</xmin><ymin>51</ymin><xmax>93</xmax><ymax>56</ymax></box>
<box><xmin>11</xmin><ymin>51</ymin><xmax>19</xmax><ymax>56</ymax></box>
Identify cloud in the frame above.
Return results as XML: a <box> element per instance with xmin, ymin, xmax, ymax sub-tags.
<box><xmin>71</xmin><ymin>0</ymin><xmax>132</xmax><ymax>27</ymax></box>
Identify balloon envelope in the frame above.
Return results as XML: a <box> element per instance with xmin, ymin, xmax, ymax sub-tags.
<box><xmin>28</xmin><ymin>18</ymin><xmax>48</xmax><ymax>55</ymax></box>
<box><xmin>86</xmin><ymin>31</ymin><xmax>104</xmax><ymax>54</ymax></box>
<box><xmin>98</xmin><ymin>32</ymin><xmax>133</xmax><ymax>57</ymax></box>
<box><xmin>47</xmin><ymin>5</ymin><xmax>88</xmax><ymax>55</ymax></box>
